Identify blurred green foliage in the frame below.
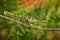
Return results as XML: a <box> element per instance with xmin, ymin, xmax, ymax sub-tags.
<box><xmin>0</xmin><ymin>0</ymin><xmax>60</xmax><ymax>40</ymax></box>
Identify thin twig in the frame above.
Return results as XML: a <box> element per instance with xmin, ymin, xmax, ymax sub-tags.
<box><xmin>0</xmin><ymin>15</ymin><xmax>60</xmax><ymax>31</ymax></box>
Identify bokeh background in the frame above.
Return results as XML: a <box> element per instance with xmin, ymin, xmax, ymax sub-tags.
<box><xmin>0</xmin><ymin>0</ymin><xmax>60</xmax><ymax>40</ymax></box>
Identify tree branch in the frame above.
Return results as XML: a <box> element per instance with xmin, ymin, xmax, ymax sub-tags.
<box><xmin>0</xmin><ymin>15</ymin><xmax>60</xmax><ymax>31</ymax></box>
